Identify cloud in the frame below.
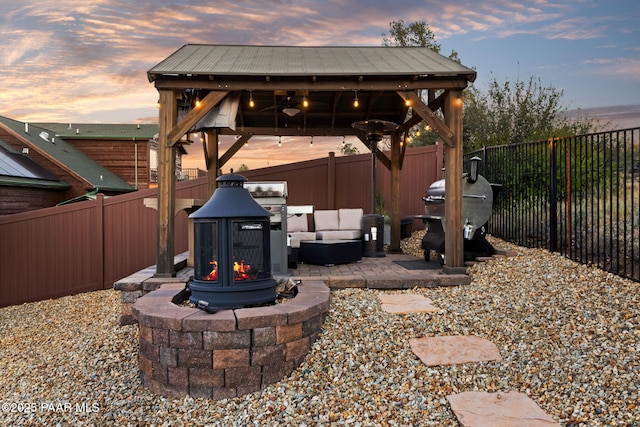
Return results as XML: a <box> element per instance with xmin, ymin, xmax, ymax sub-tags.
<box><xmin>0</xmin><ymin>0</ymin><xmax>638</xmax><ymax>123</ymax></box>
<box><xmin>581</xmin><ymin>57</ymin><xmax>640</xmax><ymax>77</ymax></box>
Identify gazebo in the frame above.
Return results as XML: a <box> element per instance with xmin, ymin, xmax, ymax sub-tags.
<box><xmin>147</xmin><ymin>44</ymin><xmax>476</xmax><ymax>277</ymax></box>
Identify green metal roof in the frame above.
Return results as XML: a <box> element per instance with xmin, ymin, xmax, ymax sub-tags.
<box><xmin>0</xmin><ymin>116</ymin><xmax>135</xmax><ymax>193</ymax></box>
<box><xmin>148</xmin><ymin>44</ymin><xmax>476</xmax><ymax>82</ymax></box>
<box><xmin>34</xmin><ymin>123</ymin><xmax>158</xmax><ymax>140</ymax></box>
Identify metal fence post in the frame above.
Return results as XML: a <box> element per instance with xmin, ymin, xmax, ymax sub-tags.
<box><xmin>548</xmin><ymin>138</ymin><xmax>558</xmax><ymax>252</ymax></box>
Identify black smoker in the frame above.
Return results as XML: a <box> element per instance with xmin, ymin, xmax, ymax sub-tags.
<box><xmin>188</xmin><ymin>171</ymin><xmax>276</xmax><ymax>312</ymax></box>
<box><xmin>421</xmin><ymin>157</ymin><xmax>500</xmax><ymax>262</ymax></box>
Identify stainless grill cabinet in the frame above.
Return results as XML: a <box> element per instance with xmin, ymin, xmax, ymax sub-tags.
<box><xmin>245</xmin><ymin>181</ymin><xmax>289</xmax><ymax>275</ymax></box>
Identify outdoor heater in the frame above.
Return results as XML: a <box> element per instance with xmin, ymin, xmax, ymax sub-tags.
<box><xmin>352</xmin><ymin>119</ymin><xmax>399</xmax><ymax>257</ymax></box>
<box><xmin>188</xmin><ymin>170</ymin><xmax>276</xmax><ymax>312</ymax></box>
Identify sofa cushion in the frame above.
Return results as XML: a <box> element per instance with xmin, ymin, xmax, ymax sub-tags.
<box><xmin>314</xmin><ymin>210</ymin><xmax>339</xmax><ymax>231</ymax></box>
<box><xmin>317</xmin><ymin>230</ymin><xmax>361</xmax><ymax>240</ymax></box>
<box><xmin>287</xmin><ymin>214</ymin><xmax>309</xmax><ymax>232</ymax></box>
<box><xmin>288</xmin><ymin>232</ymin><xmax>317</xmax><ymax>248</ymax></box>
<box><xmin>338</xmin><ymin>208</ymin><xmax>364</xmax><ymax>231</ymax></box>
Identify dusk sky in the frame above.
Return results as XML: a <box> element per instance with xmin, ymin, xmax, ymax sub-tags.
<box><xmin>1</xmin><ymin>0</ymin><xmax>638</xmax><ymax>169</ymax></box>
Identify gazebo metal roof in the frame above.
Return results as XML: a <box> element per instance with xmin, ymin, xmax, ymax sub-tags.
<box><xmin>148</xmin><ymin>44</ymin><xmax>476</xmax><ymax>79</ymax></box>
<box><xmin>148</xmin><ymin>44</ymin><xmax>475</xmax><ymax>139</ymax></box>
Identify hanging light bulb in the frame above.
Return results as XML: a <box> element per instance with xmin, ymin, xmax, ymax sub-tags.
<box><xmin>353</xmin><ymin>90</ymin><xmax>359</xmax><ymax>108</ymax></box>
<box><xmin>249</xmin><ymin>90</ymin><xmax>255</xmax><ymax>108</ymax></box>
<box><xmin>302</xmin><ymin>95</ymin><xmax>309</xmax><ymax>108</ymax></box>
<box><xmin>278</xmin><ymin>136</ymin><xmax>282</xmax><ymax>147</ymax></box>
<box><xmin>310</xmin><ymin>135</ymin><xmax>314</xmax><ymax>146</ymax></box>
<box><xmin>342</xmin><ymin>136</ymin><xmax>346</xmax><ymax>146</ymax></box>
<box><xmin>405</xmin><ymin>98</ymin><xmax>411</xmax><ymax>107</ymax></box>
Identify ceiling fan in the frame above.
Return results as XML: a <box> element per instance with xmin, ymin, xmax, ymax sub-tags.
<box><xmin>260</xmin><ymin>90</ymin><xmax>306</xmax><ymax>117</ymax></box>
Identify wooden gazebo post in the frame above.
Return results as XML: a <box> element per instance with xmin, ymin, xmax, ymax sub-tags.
<box><xmin>395</xmin><ymin>89</ymin><xmax>466</xmax><ymax>271</ymax></box>
<box><xmin>389</xmin><ymin>130</ymin><xmax>403</xmax><ymax>253</ymax></box>
<box><xmin>155</xmin><ymin>89</ymin><xmax>177</xmax><ymax>277</ymax></box>
<box><xmin>443</xmin><ymin>89</ymin><xmax>465</xmax><ymax>272</ymax></box>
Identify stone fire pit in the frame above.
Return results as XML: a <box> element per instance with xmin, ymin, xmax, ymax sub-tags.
<box><xmin>132</xmin><ymin>280</ymin><xmax>330</xmax><ymax>399</ymax></box>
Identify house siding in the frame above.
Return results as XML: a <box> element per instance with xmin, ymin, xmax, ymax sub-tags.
<box><xmin>66</xmin><ymin>138</ymin><xmax>151</xmax><ymax>190</ymax></box>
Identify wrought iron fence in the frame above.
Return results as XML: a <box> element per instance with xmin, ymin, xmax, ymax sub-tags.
<box><xmin>466</xmin><ymin>127</ymin><xmax>640</xmax><ymax>282</ymax></box>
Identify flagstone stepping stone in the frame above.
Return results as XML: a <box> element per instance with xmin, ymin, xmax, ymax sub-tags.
<box><xmin>378</xmin><ymin>294</ymin><xmax>441</xmax><ymax>314</ymax></box>
<box><xmin>446</xmin><ymin>391</ymin><xmax>560</xmax><ymax>426</ymax></box>
<box><xmin>409</xmin><ymin>335</ymin><xmax>502</xmax><ymax>366</ymax></box>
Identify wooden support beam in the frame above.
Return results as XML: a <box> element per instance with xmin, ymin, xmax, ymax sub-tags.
<box><xmin>356</xmin><ymin>134</ymin><xmax>391</xmax><ymax>170</ymax></box>
<box><xmin>219</xmin><ymin>133</ymin><xmax>253</xmax><ymax>169</ymax></box>
<box><xmin>401</xmin><ymin>93</ymin><xmax>445</xmax><ymax>132</ymax></box>
<box><xmin>156</xmin><ymin>89</ymin><xmax>178</xmax><ymax>277</ymax></box>
<box><xmin>154</xmin><ymin>77</ymin><xmax>471</xmax><ymax>92</ymax></box>
<box><xmin>167</xmin><ymin>91</ymin><xmax>229</xmax><ymax>147</ymax></box>
<box><xmin>443</xmin><ymin>89</ymin><xmax>465</xmax><ymax>272</ymax></box>
<box><xmin>218</xmin><ymin>127</ymin><xmax>355</xmax><ymax>137</ymax></box>
<box><xmin>328</xmin><ymin>151</ymin><xmax>336</xmax><ymax>209</ymax></box>
<box><xmin>396</xmin><ymin>91</ymin><xmax>455</xmax><ymax>148</ymax></box>
<box><xmin>389</xmin><ymin>130</ymin><xmax>403</xmax><ymax>253</ymax></box>
<box><xmin>204</xmin><ymin>129</ymin><xmax>219</xmax><ymax>196</ymax></box>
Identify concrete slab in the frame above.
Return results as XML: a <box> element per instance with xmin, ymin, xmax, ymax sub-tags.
<box><xmin>446</xmin><ymin>391</ymin><xmax>560</xmax><ymax>426</ymax></box>
<box><xmin>378</xmin><ymin>294</ymin><xmax>441</xmax><ymax>314</ymax></box>
<box><xmin>409</xmin><ymin>335</ymin><xmax>502</xmax><ymax>366</ymax></box>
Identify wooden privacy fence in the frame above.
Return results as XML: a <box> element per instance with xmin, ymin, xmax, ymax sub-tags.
<box><xmin>0</xmin><ymin>145</ymin><xmax>441</xmax><ymax>307</ymax></box>
<box><xmin>241</xmin><ymin>144</ymin><xmax>442</xmax><ymax>217</ymax></box>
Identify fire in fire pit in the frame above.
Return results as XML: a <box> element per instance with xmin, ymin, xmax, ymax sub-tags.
<box><xmin>188</xmin><ymin>170</ymin><xmax>277</xmax><ymax>312</ymax></box>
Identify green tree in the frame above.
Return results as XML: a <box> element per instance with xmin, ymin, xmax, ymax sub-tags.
<box><xmin>339</xmin><ymin>141</ymin><xmax>360</xmax><ymax>155</ymax></box>
<box><xmin>382</xmin><ymin>20</ymin><xmax>440</xmax><ymax>50</ymax></box>
<box><xmin>463</xmin><ymin>75</ymin><xmax>599</xmax><ymax>151</ymax></box>
<box><xmin>237</xmin><ymin>163</ymin><xmax>250</xmax><ymax>172</ymax></box>
<box><xmin>382</xmin><ymin>20</ymin><xmax>598</xmax><ymax>151</ymax></box>
<box><xmin>382</xmin><ymin>20</ymin><xmax>459</xmax><ymax>147</ymax></box>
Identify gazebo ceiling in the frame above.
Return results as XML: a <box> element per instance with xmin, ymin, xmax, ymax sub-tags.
<box><xmin>148</xmin><ymin>44</ymin><xmax>476</xmax><ymax>136</ymax></box>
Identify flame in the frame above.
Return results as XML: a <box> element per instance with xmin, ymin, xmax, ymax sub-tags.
<box><xmin>204</xmin><ymin>259</ymin><xmax>254</xmax><ymax>281</ymax></box>
<box><xmin>233</xmin><ymin>261</ymin><xmax>252</xmax><ymax>280</ymax></box>
<box><xmin>205</xmin><ymin>260</ymin><xmax>218</xmax><ymax>281</ymax></box>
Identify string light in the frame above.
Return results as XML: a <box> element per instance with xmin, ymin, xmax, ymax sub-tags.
<box><xmin>278</xmin><ymin>136</ymin><xmax>282</xmax><ymax>147</ymax></box>
<box><xmin>310</xmin><ymin>135</ymin><xmax>314</xmax><ymax>146</ymax></box>
<box><xmin>353</xmin><ymin>90</ymin><xmax>359</xmax><ymax>108</ymax></box>
<box><xmin>342</xmin><ymin>136</ymin><xmax>346</xmax><ymax>146</ymax></box>
<box><xmin>405</xmin><ymin>97</ymin><xmax>411</xmax><ymax>107</ymax></box>
<box><xmin>302</xmin><ymin>95</ymin><xmax>309</xmax><ymax>108</ymax></box>
<box><xmin>249</xmin><ymin>90</ymin><xmax>255</xmax><ymax>108</ymax></box>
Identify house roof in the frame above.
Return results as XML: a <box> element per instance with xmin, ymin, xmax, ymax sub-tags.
<box><xmin>0</xmin><ymin>145</ymin><xmax>70</xmax><ymax>189</ymax></box>
<box><xmin>0</xmin><ymin>116</ymin><xmax>135</xmax><ymax>192</ymax></box>
<box><xmin>34</xmin><ymin>123</ymin><xmax>158</xmax><ymax>140</ymax></box>
<box><xmin>148</xmin><ymin>44</ymin><xmax>476</xmax><ymax>80</ymax></box>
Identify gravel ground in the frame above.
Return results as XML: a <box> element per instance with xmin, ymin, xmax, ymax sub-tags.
<box><xmin>1</xmin><ymin>235</ymin><xmax>638</xmax><ymax>426</ymax></box>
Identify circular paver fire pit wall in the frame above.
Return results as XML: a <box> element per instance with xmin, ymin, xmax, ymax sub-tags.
<box><xmin>132</xmin><ymin>280</ymin><xmax>330</xmax><ymax>400</ymax></box>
